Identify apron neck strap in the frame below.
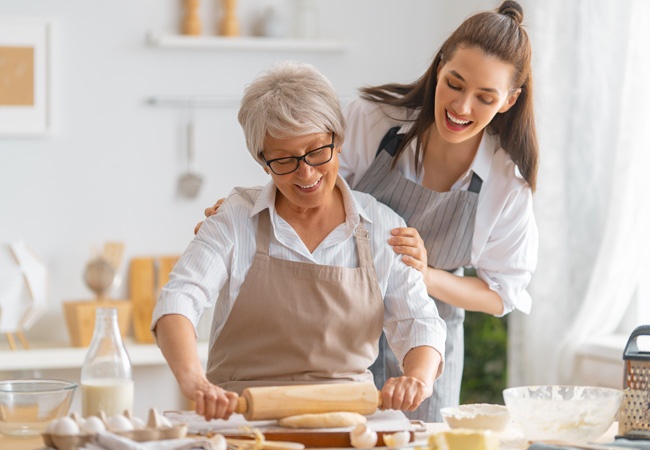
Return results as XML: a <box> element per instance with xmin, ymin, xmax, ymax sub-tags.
<box><xmin>354</xmin><ymin>220</ymin><xmax>373</xmax><ymax>269</ymax></box>
<box><xmin>255</xmin><ymin>209</ymin><xmax>272</xmax><ymax>256</ymax></box>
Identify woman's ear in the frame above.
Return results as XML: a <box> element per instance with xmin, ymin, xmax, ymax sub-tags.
<box><xmin>498</xmin><ymin>88</ymin><xmax>522</xmax><ymax>113</ymax></box>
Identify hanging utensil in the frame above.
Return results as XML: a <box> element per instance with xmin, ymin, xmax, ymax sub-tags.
<box><xmin>178</xmin><ymin>115</ymin><xmax>203</xmax><ymax>198</ymax></box>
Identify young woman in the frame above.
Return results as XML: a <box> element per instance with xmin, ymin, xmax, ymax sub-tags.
<box><xmin>341</xmin><ymin>0</ymin><xmax>538</xmax><ymax>421</ymax></box>
<box><xmin>197</xmin><ymin>0</ymin><xmax>538</xmax><ymax>422</ymax></box>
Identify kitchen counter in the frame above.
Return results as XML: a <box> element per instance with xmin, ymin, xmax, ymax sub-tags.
<box><xmin>0</xmin><ymin>340</ymin><xmax>210</xmax><ymax>371</ymax></box>
<box><xmin>0</xmin><ymin>422</ymin><xmax>621</xmax><ymax>450</ymax></box>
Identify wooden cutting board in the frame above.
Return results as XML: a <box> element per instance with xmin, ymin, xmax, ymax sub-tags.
<box><xmin>129</xmin><ymin>256</ymin><xmax>179</xmax><ymax>343</ymax></box>
<box><xmin>164</xmin><ymin>410</ymin><xmax>424</xmax><ymax>447</ymax></box>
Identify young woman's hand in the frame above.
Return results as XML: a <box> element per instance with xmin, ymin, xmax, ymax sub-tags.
<box><xmin>194</xmin><ymin>198</ymin><xmax>226</xmax><ymax>235</ymax></box>
<box><xmin>389</xmin><ymin>227</ymin><xmax>429</xmax><ymax>275</ymax></box>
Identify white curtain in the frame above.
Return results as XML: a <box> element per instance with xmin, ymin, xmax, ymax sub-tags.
<box><xmin>508</xmin><ymin>0</ymin><xmax>650</xmax><ymax>387</ymax></box>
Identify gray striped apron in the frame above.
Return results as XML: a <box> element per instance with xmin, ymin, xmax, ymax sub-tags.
<box><xmin>354</xmin><ymin>126</ymin><xmax>482</xmax><ymax>422</ymax></box>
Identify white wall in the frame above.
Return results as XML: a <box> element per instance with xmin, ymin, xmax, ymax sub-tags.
<box><xmin>1</xmin><ymin>0</ymin><xmax>492</xmax><ymax>341</ymax></box>
<box><xmin>0</xmin><ymin>0</ymin><xmax>493</xmax><ymax>413</ymax></box>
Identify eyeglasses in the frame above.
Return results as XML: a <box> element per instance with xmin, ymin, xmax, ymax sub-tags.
<box><xmin>261</xmin><ymin>133</ymin><xmax>335</xmax><ymax>175</ymax></box>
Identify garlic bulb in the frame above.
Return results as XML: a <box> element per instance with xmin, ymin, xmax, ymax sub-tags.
<box><xmin>382</xmin><ymin>430</ymin><xmax>410</xmax><ymax>448</ymax></box>
<box><xmin>350</xmin><ymin>423</ymin><xmax>378</xmax><ymax>448</ymax></box>
<box><xmin>211</xmin><ymin>433</ymin><xmax>227</xmax><ymax>450</ymax></box>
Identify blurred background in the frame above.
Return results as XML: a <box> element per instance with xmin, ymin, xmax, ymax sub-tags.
<box><xmin>0</xmin><ymin>0</ymin><xmax>647</xmax><ymax>413</ymax></box>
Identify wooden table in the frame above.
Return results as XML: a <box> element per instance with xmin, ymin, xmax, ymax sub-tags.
<box><xmin>0</xmin><ymin>423</ymin><xmax>621</xmax><ymax>450</ymax></box>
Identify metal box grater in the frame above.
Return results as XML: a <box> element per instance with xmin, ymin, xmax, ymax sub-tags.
<box><xmin>618</xmin><ymin>325</ymin><xmax>650</xmax><ymax>438</ymax></box>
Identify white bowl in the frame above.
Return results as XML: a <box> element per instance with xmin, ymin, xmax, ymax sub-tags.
<box><xmin>503</xmin><ymin>385</ymin><xmax>623</xmax><ymax>443</ymax></box>
<box><xmin>440</xmin><ymin>404</ymin><xmax>510</xmax><ymax>432</ymax></box>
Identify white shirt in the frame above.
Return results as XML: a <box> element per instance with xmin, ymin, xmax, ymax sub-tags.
<box><xmin>152</xmin><ymin>176</ymin><xmax>447</xmax><ymax>367</ymax></box>
<box><xmin>341</xmin><ymin>98</ymin><xmax>538</xmax><ymax>315</ymax></box>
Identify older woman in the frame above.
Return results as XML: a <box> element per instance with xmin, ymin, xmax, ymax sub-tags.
<box><xmin>152</xmin><ymin>61</ymin><xmax>445</xmax><ymax>421</ymax></box>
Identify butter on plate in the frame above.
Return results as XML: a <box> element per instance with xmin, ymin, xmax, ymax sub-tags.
<box><xmin>428</xmin><ymin>428</ymin><xmax>499</xmax><ymax>450</ymax></box>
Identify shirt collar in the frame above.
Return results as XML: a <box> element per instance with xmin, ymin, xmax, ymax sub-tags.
<box><xmin>398</xmin><ymin>121</ymin><xmax>497</xmax><ymax>187</ymax></box>
<box><xmin>469</xmin><ymin>131</ymin><xmax>497</xmax><ymax>183</ymax></box>
<box><xmin>250</xmin><ymin>175</ymin><xmax>372</xmax><ymax>225</ymax></box>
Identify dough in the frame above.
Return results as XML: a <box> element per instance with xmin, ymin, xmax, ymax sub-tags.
<box><xmin>278</xmin><ymin>412</ymin><xmax>367</xmax><ymax>429</ymax></box>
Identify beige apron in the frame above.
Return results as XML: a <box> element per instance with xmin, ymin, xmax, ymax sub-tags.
<box><xmin>206</xmin><ymin>208</ymin><xmax>384</xmax><ymax>393</ymax></box>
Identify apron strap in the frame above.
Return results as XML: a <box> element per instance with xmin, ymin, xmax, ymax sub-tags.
<box><xmin>354</xmin><ymin>221</ymin><xmax>373</xmax><ymax>269</ymax></box>
<box><xmin>468</xmin><ymin>172</ymin><xmax>483</xmax><ymax>194</ymax></box>
<box><xmin>255</xmin><ymin>209</ymin><xmax>272</xmax><ymax>256</ymax></box>
<box><xmin>376</xmin><ymin>126</ymin><xmax>403</xmax><ymax>157</ymax></box>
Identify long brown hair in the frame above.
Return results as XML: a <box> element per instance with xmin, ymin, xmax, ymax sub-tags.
<box><xmin>360</xmin><ymin>1</ymin><xmax>538</xmax><ymax>191</ymax></box>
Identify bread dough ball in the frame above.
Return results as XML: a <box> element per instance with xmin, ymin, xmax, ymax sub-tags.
<box><xmin>278</xmin><ymin>412</ymin><xmax>367</xmax><ymax>429</ymax></box>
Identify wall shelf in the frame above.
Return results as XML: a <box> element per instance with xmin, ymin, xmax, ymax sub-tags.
<box><xmin>146</xmin><ymin>32</ymin><xmax>346</xmax><ymax>52</ymax></box>
<box><xmin>147</xmin><ymin>96</ymin><xmax>240</xmax><ymax>109</ymax></box>
<box><xmin>0</xmin><ymin>340</ymin><xmax>209</xmax><ymax>371</ymax></box>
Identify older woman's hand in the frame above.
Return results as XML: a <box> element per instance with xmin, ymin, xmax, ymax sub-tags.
<box><xmin>379</xmin><ymin>376</ymin><xmax>433</xmax><ymax>412</ymax></box>
<box><xmin>388</xmin><ymin>227</ymin><xmax>429</xmax><ymax>275</ymax></box>
<box><xmin>194</xmin><ymin>198</ymin><xmax>226</xmax><ymax>235</ymax></box>
<box><xmin>183</xmin><ymin>375</ymin><xmax>239</xmax><ymax>421</ymax></box>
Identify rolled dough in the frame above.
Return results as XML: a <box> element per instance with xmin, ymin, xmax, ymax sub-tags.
<box><xmin>278</xmin><ymin>412</ymin><xmax>367</xmax><ymax>429</ymax></box>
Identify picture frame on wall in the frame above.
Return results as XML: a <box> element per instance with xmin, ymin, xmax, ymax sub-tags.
<box><xmin>0</xmin><ymin>18</ymin><xmax>51</xmax><ymax>136</ymax></box>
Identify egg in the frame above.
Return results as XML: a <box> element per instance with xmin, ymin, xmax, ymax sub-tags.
<box><xmin>106</xmin><ymin>414</ymin><xmax>134</xmax><ymax>432</ymax></box>
<box><xmin>158</xmin><ymin>415</ymin><xmax>172</xmax><ymax>428</ymax></box>
<box><xmin>45</xmin><ymin>419</ymin><xmax>58</xmax><ymax>434</ymax></box>
<box><xmin>350</xmin><ymin>424</ymin><xmax>378</xmax><ymax>448</ymax></box>
<box><xmin>53</xmin><ymin>416</ymin><xmax>81</xmax><ymax>435</ymax></box>
<box><xmin>82</xmin><ymin>415</ymin><xmax>106</xmax><ymax>434</ymax></box>
<box><xmin>382</xmin><ymin>430</ymin><xmax>410</xmax><ymax>448</ymax></box>
<box><xmin>131</xmin><ymin>416</ymin><xmax>146</xmax><ymax>430</ymax></box>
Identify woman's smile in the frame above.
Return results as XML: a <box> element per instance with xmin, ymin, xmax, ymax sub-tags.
<box><xmin>296</xmin><ymin>177</ymin><xmax>323</xmax><ymax>191</ymax></box>
<box><xmin>445</xmin><ymin>109</ymin><xmax>473</xmax><ymax>131</ymax></box>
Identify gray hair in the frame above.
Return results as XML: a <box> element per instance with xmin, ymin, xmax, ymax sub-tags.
<box><xmin>238</xmin><ymin>61</ymin><xmax>345</xmax><ymax>166</ymax></box>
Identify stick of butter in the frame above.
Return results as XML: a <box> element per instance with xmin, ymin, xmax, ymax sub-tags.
<box><xmin>428</xmin><ymin>429</ymin><xmax>499</xmax><ymax>450</ymax></box>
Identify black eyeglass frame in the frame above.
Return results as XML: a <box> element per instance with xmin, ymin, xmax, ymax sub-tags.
<box><xmin>261</xmin><ymin>132</ymin><xmax>335</xmax><ymax>175</ymax></box>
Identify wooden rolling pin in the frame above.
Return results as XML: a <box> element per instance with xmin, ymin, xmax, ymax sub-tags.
<box><xmin>235</xmin><ymin>382</ymin><xmax>382</xmax><ymax>421</ymax></box>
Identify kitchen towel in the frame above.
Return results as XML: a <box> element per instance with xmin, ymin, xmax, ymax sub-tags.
<box><xmin>529</xmin><ymin>438</ymin><xmax>650</xmax><ymax>450</ymax></box>
<box><xmin>81</xmin><ymin>430</ymin><xmax>219</xmax><ymax>450</ymax></box>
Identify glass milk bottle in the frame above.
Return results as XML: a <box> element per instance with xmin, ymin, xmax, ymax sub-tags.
<box><xmin>81</xmin><ymin>307</ymin><xmax>134</xmax><ymax>417</ymax></box>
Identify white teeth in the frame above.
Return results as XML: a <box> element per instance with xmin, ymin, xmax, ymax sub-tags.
<box><xmin>298</xmin><ymin>178</ymin><xmax>320</xmax><ymax>189</ymax></box>
<box><xmin>446</xmin><ymin>110</ymin><xmax>470</xmax><ymax>125</ymax></box>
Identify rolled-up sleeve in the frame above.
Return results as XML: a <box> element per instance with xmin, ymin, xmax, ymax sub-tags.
<box><xmin>477</xmin><ymin>184</ymin><xmax>538</xmax><ymax>316</ymax></box>
<box><xmin>383</xmin><ymin>247</ymin><xmax>447</xmax><ymax>378</ymax></box>
<box><xmin>151</xmin><ymin>210</ymin><xmax>235</xmax><ymax>339</ymax></box>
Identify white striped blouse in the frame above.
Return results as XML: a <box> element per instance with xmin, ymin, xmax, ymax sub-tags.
<box><xmin>152</xmin><ymin>176</ymin><xmax>446</xmax><ymax>369</ymax></box>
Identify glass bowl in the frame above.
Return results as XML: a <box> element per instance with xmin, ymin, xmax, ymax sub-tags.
<box><xmin>440</xmin><ymin>403</ymin><xmax>511</xmax><ymax>432</ymax></box>
<box><xmin>0</xmin><ymin>379</ymin><xmax>77</xmax><ymax>437</ymax></box>
<box><xmin>502</xmin><ymin>385</ymin><xmax>623</xmax><ymax>443</ymax></box>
